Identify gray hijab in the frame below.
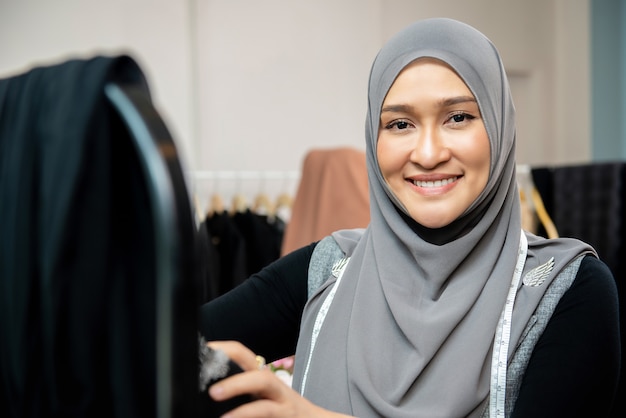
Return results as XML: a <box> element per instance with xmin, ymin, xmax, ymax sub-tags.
<box><xmin>293</xmin><ymin>18</ymin><xmax>594</xmax><ymax>417</ymax></box>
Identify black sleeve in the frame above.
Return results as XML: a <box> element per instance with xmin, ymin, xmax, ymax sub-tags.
<box><xmin>511</xmin><ymin>255</ymin><xmax>621</xmax><ymax>417</ymax></box>
<box><xmin>198</xmin><ymin>242</ymin><xmax>316</xmax><ymax>362</ymax></box>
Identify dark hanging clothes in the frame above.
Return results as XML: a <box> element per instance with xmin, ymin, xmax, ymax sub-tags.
<box><xmin>204</xmin><ymin>211</ymin><xmax>248</xmax><ymax>296</ymax></box>
<box><xmin>195</xmin><ymin>221</ymin><xmax>221</xmax><ymax>304</ymax></box>
<box><xmin>201</xmin><ymin>208</ymin><xmax>286</xmax><ymax>299</ymax></box>
<box><xmin>231</xmin><ymin>209</ymin><xmax>285</xmax><ymax>279</ymax></box>
<box><xmin>531</xmin><ymin>162</ymin><xmax>626</xmax><ymax>418</ymax></box>
<box><xmin>531</xmin><ymin>162</ymin><xmax>626</xmax><ymax>279</ymax></box>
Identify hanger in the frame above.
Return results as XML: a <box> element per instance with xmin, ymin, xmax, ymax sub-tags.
<box><xmin>207</xmin><ymin>193</ymin><xmax>225</xmax><ymax>217</ymax></box>
<box><xmin>275</xmin><ymin>193</ymin><xmax>293</xmax><ymax>211</ymax></box>
<box><xmin>253</xmin><ymin>192</ymin><xmax>275</xmax><ymax>216</ymax></box>
<box><xmin>530</xmin><ymin>187</ymin><xmax>558</xmax><ymax>239</ymax></box>
<box><xmin>519</xmin><ymin>188</ymin><xmax>537</xmax><ymax>233</ymax></box>
<box><xmin>230</xmin><ymin>193</ymin><xmax>248</xmax><ymax>215</ymax></box>
<box><xmin>516</xmin><ymin>164</ymin><xmax>558</xmax><ymax>239</ymax></box>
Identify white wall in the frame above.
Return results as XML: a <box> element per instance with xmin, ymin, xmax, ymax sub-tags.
<box><xmin>0</xmin><ymin>0</ymin><xmax>592</xmax><ymax>205</ymax></box>
<box><xmin>192</xmin><ymin>0</ymin><xmax>381</xmax><ymax>201</ymax></box>
<box><xmin>0</xmin><ymin>0</ymin><xmax>194</xmax><ymax>167</ymax></box>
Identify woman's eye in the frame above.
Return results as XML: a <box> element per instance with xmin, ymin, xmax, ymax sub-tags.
<box><xmin>452</xmin><ymin>113</ymin><xmax>476</xmax><ymax>123</ymax></box>
<box><xmin>386</xmin><ymin>120</ymin><xmax>411</xmax><ymax>130</ymax></box>
<box><xmin>448</xmin><ymin>113</ymin><xmax>475</xmax><ymax>124</ymax></box>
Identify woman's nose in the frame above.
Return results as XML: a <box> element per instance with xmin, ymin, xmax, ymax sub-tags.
<box><xmin>409</xmin><ymin>127</ymin><xmax>451</xmax><ymax>169</ymax></box>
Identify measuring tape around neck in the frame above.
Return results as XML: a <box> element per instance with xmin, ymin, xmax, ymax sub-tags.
<box><xmin>489</xmin><ymin>231</ymin><xmax>528</xmax><ymax>417</ymax></box>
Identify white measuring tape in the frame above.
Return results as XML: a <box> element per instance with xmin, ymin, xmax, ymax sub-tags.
<box><xmin>489</xmin><ymin>231</ymin><xmax>528</xmax><ymax>417</ymax></box>
<box><xmin>300</xmin><ymin>257</ymin><xmax>350</xmax><ymax>395</ymax></box>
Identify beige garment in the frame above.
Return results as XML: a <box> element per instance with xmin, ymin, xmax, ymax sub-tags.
<box><xmin>280</xmin><ymin>147</ymin><xmax>370</xmax><ymax>255</ymax></box>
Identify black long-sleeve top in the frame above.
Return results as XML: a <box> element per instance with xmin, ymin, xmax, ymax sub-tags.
<box><xmin>199</xmin><ymin>243</ymin><xmax>621</xmax><ymax>417</ymax></box>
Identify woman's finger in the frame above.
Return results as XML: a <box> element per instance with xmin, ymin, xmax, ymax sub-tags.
<box><xmin>213</xmin><ymin>373</ymin><xmax>320</xmax><ymax>418</ymax></box>
<box><xmin>209</xmin><ymin>368</ymin><xmax>282</xmax><ymax>401</ymax></box>
<box><xmin>207</xmin><ymin>340</ymin><xmax>258</xmax><ymax>371</ymax></box>
<box><xmin>221</xmin><ymin>398</ymin><xmax>284</xmax><ymax>418</ymax></box>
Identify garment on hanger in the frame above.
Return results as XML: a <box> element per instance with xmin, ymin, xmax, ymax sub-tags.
<box><xmin>232</xmin><ymin>209</ymin><xmax>284</xmax><ymax>278</ymax></box>
<box><xmin>531</xmin><ymin>162</ymin><xmax>626</xmax><ymax>418</ymax></box>
<box><xmin>281</xmin><ymin>147</ymin><xmax>370</xmax><ymax>255</ymax></box>
<box><xmin>531</xmin><ymin>163</ymin><xmax>625</xmax><ymax>275</ymax></box>
<box><xmin>196</xmin><ymin>220</ymin><xmax>221</xmax><ymax>303</ymax></box>
<box><xmin>203</xmin><ymin>210</ymin><xmax>248</xmax><ymax>297</ymax></box>
<box><xmin>201</xmin><ymin>187</ymin><xmax>288</xmax><ymax>298</ymax></box>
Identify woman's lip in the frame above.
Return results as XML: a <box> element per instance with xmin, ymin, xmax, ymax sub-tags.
<box><xmin>407</xmin><ymin>175</ymin><xmax>460</xmax><ymax>195</ymax></box>
<box><xmin>408</xmin><ymin>175</ymin><xmax>459</xmax><ymax>187</ymax></box>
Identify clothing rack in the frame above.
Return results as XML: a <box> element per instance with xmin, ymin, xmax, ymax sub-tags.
<box><xmin>189</xmin><ymin>170</ymin><xmax>300</xmax><ymax>219</ymax></box>
<box><xmin>192</xmin><ymin>170</ymin><xmax>300</xmax><ymax>181</ymax></box>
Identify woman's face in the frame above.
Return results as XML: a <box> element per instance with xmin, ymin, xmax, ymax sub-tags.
<box><xmin>377</xmin><ymin>58</ymin><xmax>490</xmax><ymax>229</ymax></box>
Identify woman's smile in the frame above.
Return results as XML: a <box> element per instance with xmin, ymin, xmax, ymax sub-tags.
<box><xmin>408</xmin><ymin>174</ymin><xmax>460</xmax><ymax>194</ymax></box>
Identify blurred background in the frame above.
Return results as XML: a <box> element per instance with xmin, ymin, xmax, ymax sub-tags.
<box><xmin>1</xmin><ymin>0</ymin><xmax>624</xmax><ymax>206</ymax></box>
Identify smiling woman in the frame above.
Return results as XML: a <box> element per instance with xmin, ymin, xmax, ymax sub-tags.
<box><xmin>199</xmin><ymin>18</ymin><xmax>620</xmax><ymax>418</ymax></box>
<box><xmin>377</xmin><ymin>57</ymin><xmax>490</xmax><ymax>229</ymax></box>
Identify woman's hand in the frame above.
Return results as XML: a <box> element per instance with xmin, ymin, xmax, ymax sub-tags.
<box><xmin>206</xmin><ymin>341</ymin><xmax>350</xmax><ymax>418</ymax></box>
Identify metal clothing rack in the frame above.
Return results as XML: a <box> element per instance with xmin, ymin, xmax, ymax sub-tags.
<box><xmin>189</xmin><ymin>170</ymin><xmax>300</xmax><ymax>217</ymax></box>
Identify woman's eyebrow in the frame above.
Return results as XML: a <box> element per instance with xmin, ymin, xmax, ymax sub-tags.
<box><xmin>381</xmin><ymin>96</ymin><xmax>477</xmax><ymax>114</ymax></box>
<box><xmin>380</xmin><ymin>104</ymin><xmax>413</xmax><ymax>114</ymax></box>
<box><xmin>439</xmin><ymin>96</ymin><xmax>477</xmax><ymax>107</ymax></box>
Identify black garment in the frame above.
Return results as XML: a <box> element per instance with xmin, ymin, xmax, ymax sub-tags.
<box><xmin>196</xmin><ymin>220</ymin><xmax>221</xmax><ymax>303</ymax></box>
<box><xmin>204</xmin><ymin>211</ymin><xmax>247</xmax><ymax>296</ymax></box>
<box><xmin>203</xmin><ymin>210</ymin><xmax>286</xmax><ymax>299</ymax></box>
<box><xmin>199</xmin><ymin>248</ymin><xmax>620</xmax><ymax>417</ymax></box>
<box><xmin>231</xmin><ymin>210</ymin><xmax>284</xmax><ymax>277</ymax></box>
<box><xmin>532</xmin><ymin>162</ymin><xmax>626</xmax><ymax>418</ymax></box>
<box><xmin>0</xmin><ymin>56</ymin><xmax>155</xmax><ymax>418</ymax></box>
<box><xmin>0</xmin><ymin>56</ymin><xmax>199</xmax><ymax>418</ymax></box>
<box><xmin>532</xmin><ymin>163</ymin><xmax>626</xmax><ymax>278</ymax></box>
